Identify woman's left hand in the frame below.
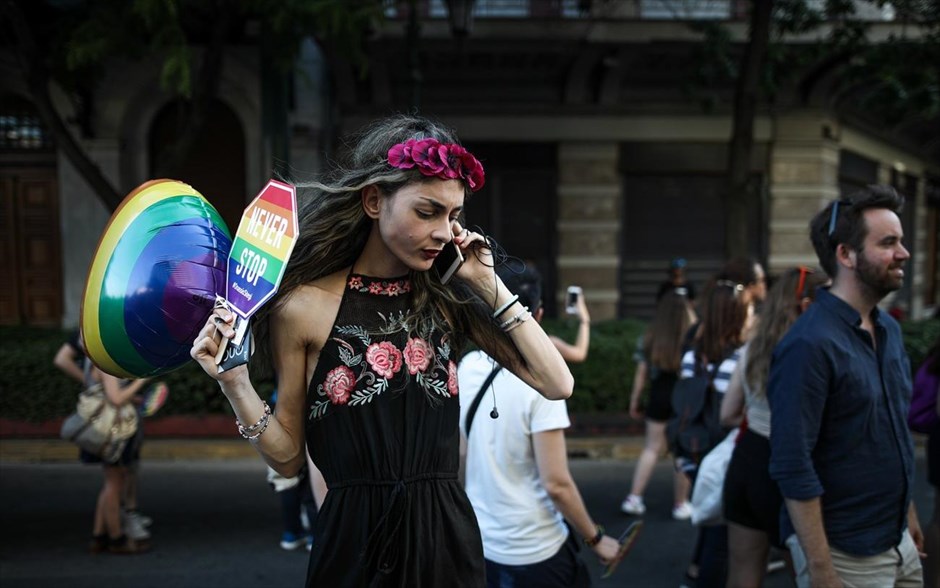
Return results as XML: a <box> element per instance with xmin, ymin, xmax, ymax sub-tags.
<box><xmin>451</xmin><ymin>221</ymin><xmax>494</xmax><ymax>287</ymax></box>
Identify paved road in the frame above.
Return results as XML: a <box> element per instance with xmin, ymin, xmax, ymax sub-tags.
<box><xmin>0</xmin><ymin>453</ymin><xmax>932</xmax><ymax>588</ymax></box>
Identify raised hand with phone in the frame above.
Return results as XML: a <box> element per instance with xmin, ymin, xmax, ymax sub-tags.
<box><xmin>550</xmin><ymin>284</ymin><xmax>591</xmax><ymax>363</ymax></box>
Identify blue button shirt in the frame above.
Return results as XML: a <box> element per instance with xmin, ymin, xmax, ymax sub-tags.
<box><xmin>768</xmin><ymin>288</ymin><xmax>914</xmax><ymax>556</ymax></box>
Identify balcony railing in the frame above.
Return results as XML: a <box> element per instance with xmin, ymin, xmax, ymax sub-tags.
<box><xmin>382</xmin><ymin>0</ymin><xmax>902</xmax><ymax>22</ymax></box>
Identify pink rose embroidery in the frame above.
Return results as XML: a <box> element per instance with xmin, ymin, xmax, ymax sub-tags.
<box><xmin>385</xmin><ymin>282</ymin><xmax>401</xmax><ymax>296</ymax></box>
<box><xmin>404</xmin><ymin>338</ymin><xmax>432</xmax><ymax>375</ymax></box>
<box><xmin>447</xmin><ymin>361</ymin><xmax>459</xmax><ymax>396</ymax></box>
<box><xmin>348</xmin><ymin>276</ymin><xmax>363</xmax><ymax>289</ymax></box>
<box><xmin>365</xmin><ymin>341</ymin><xmax>403</xmax><ymax>379</ymax></box>
<box><xmin>323</xmin><ymin>365</ymin><xmax>355</xmax><ymax>405</ymax></box>
<box><xmin>368</xmin><ymin>282</ymin><xmax>383</xmax><ymax>295</ymax></box>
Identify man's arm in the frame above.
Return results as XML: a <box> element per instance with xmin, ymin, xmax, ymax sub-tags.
<box><xmin>784</xmin><ymin>497</ymin><xmax>842</xmax><ymax>587</ymax></box>
<box><xmin>53</xmin><ymin>343</ymin><xmax>84</xmax><ymax>383</ymax></box>
<box><xmin>908</xmin><ymin>501</ymin><xmax>925</xmax><ymax>557</ymax></box>
<box><xmin>768</xmin><ymin>335</ymin><xmax>834</xmax><ymax>584</ymax></box>
<box><xmin>533</xmin><ymin>429</ymin><xmax>619</xmax><ymax>563</ymax></box>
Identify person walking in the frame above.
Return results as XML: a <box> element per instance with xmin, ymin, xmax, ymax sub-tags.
<box><xmin>719</xmin><ymin>266</ymin><xmax>827</xmax><ymax>588</ymax></box>
<box><xmin>458</xmin><ymin>264</ymin><xmax>618</xmax><ymax>587</ymax></box>
<box><xmin>912</xmin><ymin>336</ymin><xmax>940</xmax><ymax>588</ymax></box>
<box><xmin>677</xmin><ymin>278</ymin><xmax>749</xmax><ymax>588</ymax></box>
<box><xmin>621</xmin><ymin>290</ymin><xmax>696</xmax><ymax>520</ymax></box>
<box><xmin>190</xmin><ymin>115</ymin><xmax>573</xmax><ymax>587</ymax></box>
<box><xmin>769</xmin><ymin>185</ymin><xmax>923</xmax><ymax>588</ymax></box>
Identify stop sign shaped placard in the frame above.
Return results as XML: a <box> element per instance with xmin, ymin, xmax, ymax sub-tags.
<box><xmin>226</xmin><ymin>179</ymin><xmax>298</xmax><ymax>324</ymax></box>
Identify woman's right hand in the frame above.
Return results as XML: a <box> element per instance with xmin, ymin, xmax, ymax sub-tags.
<box><xmin>629</xmin><ymin>400</ymin><xmax>644</xmax><ymax>421</ymax></box>
<box><xmin>190</xmin><ymin>306</ymin><xmax>248</xmax><ymax>385</ymax></box>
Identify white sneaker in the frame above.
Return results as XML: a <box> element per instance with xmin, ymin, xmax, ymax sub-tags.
<box><xmin>672</xmin><ymin>501</ymin><xmax>693</xmax><ymax>521</ymax></box>
<box><xmin>122</xmin><ymin>510</ymin><xmax>151</xmax><ymax>540</ymax></box>
<box><xmin>620</xmin><ymin>495</ymin><xmax>646</xmax><ymax>515</ymax></box>
<box><xmin>126</xmin><ymin>510</ymin><xmax>152</xmax><ymax>528</ymax></box>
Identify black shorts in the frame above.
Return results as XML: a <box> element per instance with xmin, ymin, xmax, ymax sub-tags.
<box><xmin>646</xmin><ymin>372</ymin><xmax>677</xmax><ymax>423</ymax></box>
<box><xmin>929</xmin><ymin>430</ymin><xmax>940</xmax><ymax>488</ymax></box>
<box><xmin>484</xmin><ymin>530</ymin><xmax>590</xmax><ymax>588</ymax></box>
<box><xmin>722</xmin><ymin>428</ymin><xmax>783</xmax><ymax>547</ymax></box>
<box><xmin>79</xmin><ymin>426</ymin><xmax>143</xmax><ymax>467</ymax></box>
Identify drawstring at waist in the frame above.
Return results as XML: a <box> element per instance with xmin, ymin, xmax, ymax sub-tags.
<box><xmin>331</xmin><ymin>472</ymin><xmax>457</xmax><ymax>580</ymax></box>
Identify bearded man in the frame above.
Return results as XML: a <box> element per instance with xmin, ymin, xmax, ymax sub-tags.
<box><xmin>768</xmin><ymin>184</ymin><xmax>924</xmax><ymax>588</ymax></box>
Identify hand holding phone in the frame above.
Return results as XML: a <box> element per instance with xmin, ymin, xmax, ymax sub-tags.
<box><xmin>433</xmin><ymin>241</ymin><xmax>465</xmax><ymax>285</ymax></box>
<box><xmin>565</xmin><ymin>285</ymin><xmax>582</xmax><ymax>314</ymax></box>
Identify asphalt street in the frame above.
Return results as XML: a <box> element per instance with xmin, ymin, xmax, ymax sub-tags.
<box><xmin>0</xmin><ymin>453</ymin><xmax>932</xmax><ymax>588</ymax></box>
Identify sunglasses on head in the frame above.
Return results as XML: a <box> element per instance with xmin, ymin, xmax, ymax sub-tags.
<box><xmin>827</xmin><ymin>199</ymin><xmax>853</xmax><ymax>237</ymax></box>
<box><xmin>795</xmin><ymin>266</ymin><xmax>815</xmax><ymax>300</ymax></box>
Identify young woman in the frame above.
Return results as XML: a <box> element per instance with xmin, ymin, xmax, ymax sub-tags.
<box><xmin>190</xmin><ymin>115</ymin><xmax>573</xmax><ymax>586</ymax></box>
<box><xmin>621</xmin><ymin>291</ymin><xmax>695</xmax><ymax>519</ymax></box>
<box><xmin>84</xmin><ymin>368</ymin><xmax>150</xmax><ymax>554</ymax></box>
<box><xmin>680</xmin><ymin>278</ymin><xmax>750</xmax><ymax>588</ymax></box>
<box><xmin>719</xmin><ymin>267</ymin><xmax>827</xmax><ymax>588</ymax></box>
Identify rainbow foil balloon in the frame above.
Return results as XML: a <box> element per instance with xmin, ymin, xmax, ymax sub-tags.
<box><xmin>81</xmin><ymin>179</ymin><xmax>231</xmax><ymax>378</ymax></box>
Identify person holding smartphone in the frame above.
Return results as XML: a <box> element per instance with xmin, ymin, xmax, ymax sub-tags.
<box><xmin>190</xmin><ymin>115</ymin><xmax>574</xmax><ymax>587</ymax></box>
<box><xmin>551</xmin><ymin>285</ymin><xmax>591</xmax><ymax>363</ymax></box>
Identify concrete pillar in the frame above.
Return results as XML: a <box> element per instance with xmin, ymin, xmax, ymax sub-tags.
<box><xmin>556</xmin><ymin>142</ymin><xmax>621</xmax><ymax>320</ymax></box>
<box><xmin>58</xmin><ymin>140</ymin><xmax>119</xmax><ymax>328</ymax></box>
<box><xmin>767</xmin><ymin>112</ymin><xmax>840</xmax><ymax>275</ymax></box>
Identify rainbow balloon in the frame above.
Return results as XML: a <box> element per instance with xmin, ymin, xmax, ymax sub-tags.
<box><xmin>81</xmin><ymin>179</ymin><xmax>231</xmax><ymax>378</ymax></box>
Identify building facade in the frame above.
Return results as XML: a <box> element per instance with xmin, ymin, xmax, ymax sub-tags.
<box><xmin>1</xmin><ymin>0</ymin><xmax>937</xmax><ymax>327</ymax></box>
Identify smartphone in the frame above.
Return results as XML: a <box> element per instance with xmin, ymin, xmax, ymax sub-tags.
<box><xmin>433</xmin><ymin>241</ymin><xmax>465</xmax><ymax>285</ymax></box>
<box><xmin>565</xmin><ymin>285</ymin><xmax>582</xmax><ymax>314</ymax></box>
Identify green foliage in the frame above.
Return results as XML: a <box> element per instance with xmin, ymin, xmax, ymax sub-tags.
<box><xmin>540</xmin><ymin>318</ymin><xmax>648</xmax><ymax>412</ymax></box>
<box><xmin>0</xmin><ymin>326</ymin><xmax>274</xmax><ymax>423</ymax></box>
<box><xmin>902</xmin><ymin>319</ymin><xmax>940</xmax><ymax>371</ymax></box>
<box><xmin>33</xmin><ymin>0</ymin><xmax>384</xmax><ymax>98</ymax></box>
<box><xmin>2</xmin><ymin>319</ymin><xmax>937</xmax><ymax>422</ymax></box>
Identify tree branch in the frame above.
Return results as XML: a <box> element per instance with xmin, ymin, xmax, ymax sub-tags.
<box><xmin>2</xmin><ymin>0</ymin><xmax>123</xmax><ymax>212</ymax></box>
<box><xmin>154</xmin><ymin>1</ymin><xmax>231</xmax><ymax>178</ymax></box>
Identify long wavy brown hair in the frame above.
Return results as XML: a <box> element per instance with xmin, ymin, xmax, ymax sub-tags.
<box><xmin>694</xmin><ymin>279</ymin><xmax>749</xmax><ymax>364</ymax></box>
<box><xmin>745</xmin><ymin>267</ymin><xmax>827</xmax><ymax>397</ymax></box>
<box><xmin>252</xmin><ymin>115</ymin><xmax>524</xmax><ymax>376</ymax></box>
<box><xmin>644</xmin><ymin>291</ymin><xmax>694</xmax><ymax>372</ymax></box>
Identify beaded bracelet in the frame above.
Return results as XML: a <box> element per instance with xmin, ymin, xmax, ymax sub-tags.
<box><xmin>492</xmin><ymin>294</ymin><xmax>520</xmax><ymax>319</ymax></box>
<box><xmin>236</xmin><ymin>401</ymin><xmax>271</xmax><ymax>440</ymax></box>
<box><xmin>499</xmin><ymin>306</ymin><xmax>531</xmax><ymax>332</ymax></box>
<box><xmin>504</xmin><ymin>310</ymin><xmax>531</xmax><ymax>333</ymax></box>
<box><xmin>583</xmin><ymin>524</ymin><xmax>605</xmax><ymax>547</ymax></box>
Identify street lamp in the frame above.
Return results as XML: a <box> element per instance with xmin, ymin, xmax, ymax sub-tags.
<box><xmin>444</xmin><ymin>0</ymin><xmax>475</xmax><ymax>37</ymax></box>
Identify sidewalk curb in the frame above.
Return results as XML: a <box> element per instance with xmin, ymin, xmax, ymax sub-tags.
<box><xmin>0</xmin><ymin>436</ymin><xmax>646</xmax><ymax>464</ymax></box>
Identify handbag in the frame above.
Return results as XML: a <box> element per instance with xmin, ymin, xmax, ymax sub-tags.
<box><xmin>60</xmin><ymin>382</ymin><xmax>139</xmax><ymax>463</ymax></box>
<box><xmin>690</xmin><ymin>428</ymin><xmax>737</xmax><ymax>526</ymax></box>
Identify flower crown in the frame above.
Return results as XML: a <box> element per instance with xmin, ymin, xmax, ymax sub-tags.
<box><xmin>387</xmin><ymin>138</ymin><xmax>485</xmax><ymax>192</ymax></box>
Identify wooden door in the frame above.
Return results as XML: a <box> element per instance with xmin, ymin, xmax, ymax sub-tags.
<box><xmin>0</xmin><ymin>170</ymin><xmax>62</xmax><ymax>325</ymax></box>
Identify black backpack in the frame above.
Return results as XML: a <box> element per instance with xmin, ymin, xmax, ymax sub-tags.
<box><xmin>666</xmin><ymin>355</ymin><xmax>727</xmax><ymax>467</ymax></box>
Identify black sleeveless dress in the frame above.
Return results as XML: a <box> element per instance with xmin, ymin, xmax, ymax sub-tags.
<box><xmin>304</xmin><ymin>273</ymin><xmax>485</xmax><ymax>587</ymax></box>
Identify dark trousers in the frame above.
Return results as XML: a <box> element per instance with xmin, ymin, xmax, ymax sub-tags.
<box><xmin>484</xmin><ymin>531</ymin><xmax>591</xmax><ymax>588</ymax></box>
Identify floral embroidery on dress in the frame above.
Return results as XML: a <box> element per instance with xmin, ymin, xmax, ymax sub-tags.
<box><xmin>309</xmin><ymin>276</ymin><xmax>455</xmax><ymax>421</ymax></box>
<box><xmin>348</xmin><ymin>275</ymin><xmax>412</xmax><ymax>296</ymax></box>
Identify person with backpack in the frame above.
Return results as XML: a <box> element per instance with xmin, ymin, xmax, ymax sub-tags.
<box><xmin>458</xmin><ymin>264</ymin><xmax>619</xmax><ymax>587</ymax></box>
<box><xmin>673</xmin><ymin>278</ymin><xmax>749</xmax><ymax>587</ymax></box>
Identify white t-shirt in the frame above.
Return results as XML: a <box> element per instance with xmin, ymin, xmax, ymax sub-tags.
<box><xmin>457</xmin><ymin>350</ymin><xmax>571</xmax><ymax>566</ymax></box>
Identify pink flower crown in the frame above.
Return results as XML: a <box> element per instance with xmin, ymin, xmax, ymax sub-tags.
<box><xmin>387</xmin><ymin>138</ymin><xmax>485</xmax><ymax>192</ymax></box>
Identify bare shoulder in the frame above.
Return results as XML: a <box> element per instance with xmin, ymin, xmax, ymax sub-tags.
<box><xmin>271</xmin><ymin>268</ymin><xmax>349</xmax><ymax>351</ymax></box>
